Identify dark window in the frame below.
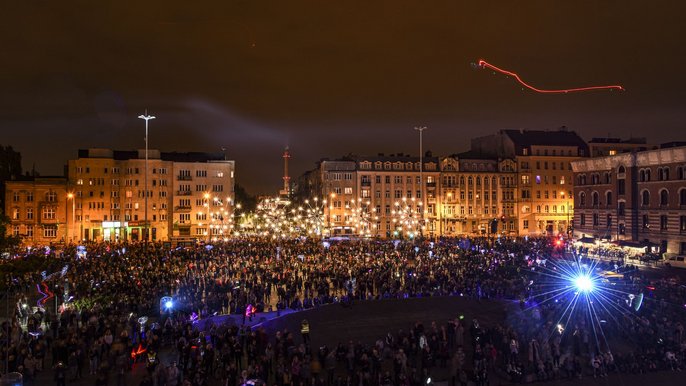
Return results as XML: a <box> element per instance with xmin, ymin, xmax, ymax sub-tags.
<box><xmin>592</xmin><ymin>192</ymin><xmax>599</xmax><ymax>206</ymax></box>
<box><xmin>593</xmin><ymin>213</ymin><xmax>599</xmax><ymax>226</ymax></box>
<box><xmin>618</xmin><ymin>179</ymin><xmax>625</xmax><ymax>195</ymax></box>
<box><xmin>643</xmin><ymin>215</ymin><xmax>649</xmax><ymax>229</ymax></box>
<box><xmin>606</xmin><ymin>214</ymin><xmax>612</xmax><ymax>228</ymax></box>
<box><xmin>606</xmin><ymin>192</ymin><xmax>612</xmax><ymax>206</ymax></box>
<box><xmin>642</xmin><ymin>191</ymin><xmax>650</xmax><ymax>206</ymax></box>
<box><xmin>618</xmin><ymin>202</ymin><xmax>626</xmax><ymax>216</ymax></box>
<box><xmin>680</xmin><ymin>216</ymin><xmax>686</xmax><ymax>232</ymax></box>
<box><xmin>580</xmin><ymin>214</ymin><xmax>586</xmax><ymax>226</ymax></box>
<box><xmin>660</xmin><ymin>215</ymin><xmax>668</xmax><ymax>230</ymax></box>
<box><xmin>660</xmin><ymin>190</ymin><xmax>669</xmax><ymax>206</ymax></box>
<box><xmin>680</xmin><ymin>189</ymin><xmax>686</xmax><ymax>205</ymax></box>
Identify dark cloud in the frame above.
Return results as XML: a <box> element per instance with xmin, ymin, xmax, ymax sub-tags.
<box><xmin>1</xmin><ymin>1</ymin><xmax>685</xmax><ymax>194</ymax></box>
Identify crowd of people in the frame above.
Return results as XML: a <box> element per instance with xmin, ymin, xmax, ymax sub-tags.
<box><xmin>0</xmin><ymin>236</ymin><xmax>684</xmax><ymax>385</ymax></box>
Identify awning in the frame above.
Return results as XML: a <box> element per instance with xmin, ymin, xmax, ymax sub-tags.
<box><xmin>614</xmin><ymin>240</ymin><xmax>647</xmax><ymax>249</ymax></box>
<box><xmin>577</xmin><ymin>237</ymin><xmax>596</xmax><ymax>244</ymax></box>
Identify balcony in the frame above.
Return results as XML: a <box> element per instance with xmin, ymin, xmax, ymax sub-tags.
<box><xmin>361</xmin><ymin>180</ymin><xmax>371</xmax><ymax>187</ymax></box>
<box><xmin>177</xmin><ymin>175</ymin><xmax>192</xmax><ymax>181</ymax></box>
<box><xmin>177</xmin><ymin>191</ymin><xmax>192</xmax><ymax>196</ymax></box>
<box><xmin>175</xmin><ymin>206</ymin><xmax>191</xmax><ymax>211</ymax></box>
<box><xmin>426</xmin><ymin>182</ymin><xmax>436</xmax><ymax>188</ymax></box>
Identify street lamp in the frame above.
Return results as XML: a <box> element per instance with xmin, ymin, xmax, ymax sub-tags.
<box><xmin>138</xmin><ymin>110</ymin><xmax>155</xmax><ymax>247</ymax></box>
<box><xmin>67</xmin><ymin>193</ymin><xmax>75</xmax><ymax>242</ymax></box>
<box><xmin>415</xmin><ymin>126</ymin><xmax>427</xmax><ymax>237</ymax></box>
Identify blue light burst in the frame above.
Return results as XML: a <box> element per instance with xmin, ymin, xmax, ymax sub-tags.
<box><xmin>573</xmin><ymin>274</ymin><xmax>594</xmax><ymax>293</ymax></box>
<box><xmin>523</xmin><ymin>256</ymin><xmax>641</xmax><ymax>353</ymax></box>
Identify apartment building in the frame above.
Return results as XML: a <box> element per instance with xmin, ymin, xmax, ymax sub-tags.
<box><xmin>472</xmin><ymin>129</ymin><xmax>588</xmax><ymax>236</ymax></box>
<box><xmin>4</xmin><ymin>177</ymin><xmax>68</xmax><ymax>244</ymax></box>
<box><xmin>572</xmin><ymin>144</ymin><xmax>686</xmax><ymax>255</ymax></box>
<box><xmin>6</xmin><ymin>149</ymin><xmax>235</xmax><ymax>245</ymax></box>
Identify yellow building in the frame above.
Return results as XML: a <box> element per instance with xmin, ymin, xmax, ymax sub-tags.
<box><xmin>6</xmin><ymin>149</ymin><xmax>235</xmax><ymax>245</ymax></box>
<box><xmin>438</xmin><ymin>155</ymin><xmax>518</xmax><ymax>236</ymax></box>
<box><xmin>68</xmin><ymin>149</ymin><xmax>235</xmax><ymax>242</ymax></box>
<box><xmin>5</xmin><ymin>177</ymin><xmax>69</xmax><ymax>245</ymax></box>
<box><xmin>471</xmin><ymin>129</ymin><xmax>588</xmax><ymax>236</ymax></box>
<box><xmin>309</xmin><ymin>154</ymin><xmax>441</xmax><ymax>238</ymax></box>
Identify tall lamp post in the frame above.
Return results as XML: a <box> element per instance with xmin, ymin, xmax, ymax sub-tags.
<box><xmin>67</xmin><ymin>193</ymin><xmax>75</xmax><ymax>242</ymax></box>
<box><xmin>414</xmin><ymin>126</ymin><xmax>427</xmax><ymax>237</ymax></box>
<box><xmin>138</xmin><ymin>111</ymin><xmax>155</xmax><ymax>248</ymax></box>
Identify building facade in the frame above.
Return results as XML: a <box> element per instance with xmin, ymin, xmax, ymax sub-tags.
<box><xmin>437</xmin><ymin>155</ymin><xmax>518</xmax><ymax>236</ymax></box>
<box><xmin>572</xmin><ymin>145</ymin><xmax>686</xmax><ymax>255</ymax></box>
<box><xmin>4</xmin><ymin>177</ymin><xmax>68</xmax><ymax>245</ymax></box>
<box><xmin>302</xmin><ymin>153</ymin><xmax>520</xmax><ymax>238</ymax></box>
<box><xmin>472</xmin><ymin>129</ymin><xmax>588</xmax><ymax>236</ymax></box>
<box><xmin>309</xmin><ymin>154</ymin><xmax>442</xmax><ymax>238</ymax></box>
<box><xmin>6</xmin><ymin>149</ymin><xmax>235</xmax><ymax>245</ymax></box>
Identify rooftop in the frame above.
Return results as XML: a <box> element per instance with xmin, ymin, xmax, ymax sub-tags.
<box><xmin>502</xmin><ymin>129</ymin><xmax>588</xmax><ymax>148</ymax></box>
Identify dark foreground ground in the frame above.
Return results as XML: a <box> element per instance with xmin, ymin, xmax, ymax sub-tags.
<box><xmin>26</xmin><ymin>296</ymin><xmax>684</xmax><ymax>386</ymax></box>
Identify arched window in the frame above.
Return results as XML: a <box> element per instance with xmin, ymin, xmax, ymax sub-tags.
<box><xmin>660</xmin><ymin>189</ymin><xmax>669</xmax><ymax>206</ymax></box>
<box><xmin>592</xmin><ymin>191</ymin><xmax>599</xmax><ymax>206</ymax></box>
<box><xmin>536</xmin><ymin>205</ymin><xmax>541</xmax><ymax>213</ymax></box>
<box><xmin>639</xmin><ymin>170</ymin><xmax>646</xmax><ymax>182</ymax></box>
<box><xmin>606</xmin><ymin>191</ymin><xmax>612</xmax><ymax>206</ymax></box>
<box><xmin>579</xmin><ymin>192</ymin><xmax>586</xmax><ymax>207</ymax></box>
<box><xmin>552</xmin><ymin>205</ymin><xmax>557</xmax><ymax>213</ymax></box>
<box><xmin>645</xmin><ymin>169</ymin><xmax>651</xmax><ymax>181</ymax></box>
<box><xmin>544</xmin><ymin>205</ymin><xmax>549</xmax><ymax>213</ymax></box>
<box><xmin>678</xmin><ymin>166</ymin><xmax>684</xmax><ymax>180</ymax></box>
<box><xmin>681</xmin><ymin>189</ymin><xmax>686</xmax><ymax>206</ymax></box>
<box><xmin>459</xmin><ymin>176</ymin><xmax>465</xmax><ymax>186</ymax></box>
<box><xmin>467</xmin><ymin>176</ymin><xmax>473</xmax><ymax>185</ymax></box>
<box><xmin>604</xmin><ymin>172</ymin><xmax>611</xmax><ymax>184</ymax></box>
<box><xmin>642</xmin><ymin>190</ymin><xmax>650</xmax><ymax>206</ymax></box>
<box><xmin>476</xmin><ymin>176</ymin><xmax>481</xmax><ymax>186</ymax></box>
<box><xmin>657</xmin><ymin>167</ymin><xmax>670</xmax><ymax>181</ymax></box>
<box><xmin>618</xmin><ymin>165</ymin><xmax>625</xmax><ymax>174</ymax></box>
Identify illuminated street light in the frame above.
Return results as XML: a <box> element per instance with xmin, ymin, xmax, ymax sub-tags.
<box><xmin>138</xmin><ymin>110</ymin><xmax>155</xmax><ymax>248</ymax></box>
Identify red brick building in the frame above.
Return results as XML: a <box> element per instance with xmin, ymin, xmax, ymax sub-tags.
<box><xmin>572</xmin><ymin>145</ymin><xmax>686</xmax><ymax>256</ymax></box>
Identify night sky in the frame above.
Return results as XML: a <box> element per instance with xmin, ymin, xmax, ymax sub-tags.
<box><xmin>2</xmin><ymin>1</ymin><xmax>685</xmax><ymax>194</ymax></box>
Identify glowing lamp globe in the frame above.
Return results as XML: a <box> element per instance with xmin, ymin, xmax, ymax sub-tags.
<box><xmin>574</xmin><ymin>275</ymin><xmax>594</xmax><ymax>293</ymax></box>
<box><xmin>165</xmin><ymin>300</ymin><xmax>173</xmax><ymax>309</ymax></box>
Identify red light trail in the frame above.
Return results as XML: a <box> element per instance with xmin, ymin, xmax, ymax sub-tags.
<box><xmin>477</xmin><ymin>59</ymin><xmax>625</xmax><ymax>94</ymax></box>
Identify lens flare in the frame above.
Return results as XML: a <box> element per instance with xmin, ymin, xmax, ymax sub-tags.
<box><xmin>574</xmin><ymin>275</ymin><xmax>594</xmax><ymax>293</ymax></box>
